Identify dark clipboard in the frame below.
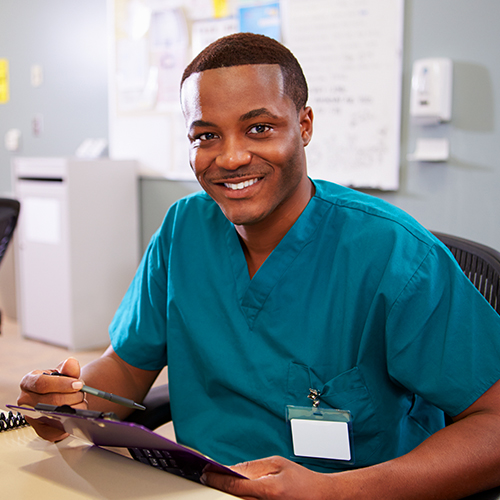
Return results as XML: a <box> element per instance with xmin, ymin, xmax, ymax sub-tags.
<box><xmin>7</xmin><ymin>404</ymin><xmax>245</xmax><ymax>483</ymax></box>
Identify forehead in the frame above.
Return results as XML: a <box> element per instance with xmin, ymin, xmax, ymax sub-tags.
<box><xmin>181</xmin><ymin>64</ymin><xmax>293</xmax><ymax>121</ymax></box>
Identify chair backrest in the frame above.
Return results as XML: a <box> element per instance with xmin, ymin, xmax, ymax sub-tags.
<box><xmin>0</xmin><ymin>198</ymin><xmax>20</xmax><ymax>265</ymax></box>
<box><xmin>432</xmin><ymin>231</ymin><xmax>500</xmax><ymax>314</ymax></box>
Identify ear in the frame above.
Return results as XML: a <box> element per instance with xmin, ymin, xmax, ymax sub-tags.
<box><xmin>299</xmin><ymin>106</ymin><xmax>313</xmax><ymax>146</ymax></box>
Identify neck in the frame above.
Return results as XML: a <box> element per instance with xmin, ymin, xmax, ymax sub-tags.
<box><xmin>236</xmin><ymin>178</ymin><xmax>315</xmax><ymax>278</ymax></box>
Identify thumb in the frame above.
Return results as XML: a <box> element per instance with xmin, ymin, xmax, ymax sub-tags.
<box><xmin>57</xmin><ymin>357</ymin><xmax>81</xmax><ymax>379</ymax></box>
<box><xmin>230</xmin><ymin>456</ymin><xmax>283</xmax><ymax>479</ymax></box>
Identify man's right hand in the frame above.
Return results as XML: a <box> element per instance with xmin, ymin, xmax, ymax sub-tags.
<box><xmin>17</xmin><ymin>357</ymin><xmax>86</xmax><ymax>442</ymax></box>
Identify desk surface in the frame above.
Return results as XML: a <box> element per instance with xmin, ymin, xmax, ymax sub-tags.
<box><xmin>3</xmin><ymin>425</ymin><xmax>500</xmax><ymax>500</ymax></box>
<box><xmin>0</xmin><ymin>425</ymin><xmax>237</xmax><ymax>499</ymax></box>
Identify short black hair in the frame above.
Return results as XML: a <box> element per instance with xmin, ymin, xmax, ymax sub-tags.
<box><xmin>181</xmin><ymin>32</ymin><xmax>308</xmax><ymax>112</ymax></box>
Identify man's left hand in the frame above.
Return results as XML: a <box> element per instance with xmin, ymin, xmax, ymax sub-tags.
<box><xmin>201</xmin><ymin>456</ymin><xmax>333</xmax><ymax>500</ymax></box>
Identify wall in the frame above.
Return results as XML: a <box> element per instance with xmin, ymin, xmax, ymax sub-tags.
<box><xmin>373</xmin><ymin>0</ymin><xmax>500</xmax><ymax>251</ymax></box>
<box><xmin>0</xmin><ymin>0</ymin><xmax>109</xmax><ymax>317</ymax></box>
<box><xmin>1</xmin><ymin>0</ymin><xmax>499</xmax><ymax>317</ymax></box>
<box><xmin>0</xmin><ymin>0</ymin><xmax>109</xmax><ymax>186</ymax></box>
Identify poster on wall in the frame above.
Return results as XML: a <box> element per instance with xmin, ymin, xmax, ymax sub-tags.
<box><xmin>114</xmin><ymin>1</ymin><xmax>189</xmax><ymax>113</ymax></box>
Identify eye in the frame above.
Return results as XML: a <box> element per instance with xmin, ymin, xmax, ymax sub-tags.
<box><xmin>197</xmin><ymin>132</ymin><xmax>218</xmax><ymax>141</ymax></box>
<box><xmin>248</xmin><ymin>124</ymin><xmax>271</xmax><ymax>135</ymax></box>
<box><xmin>190</xmin><ymin>131</ymin><xmax>219</xmax><ymax>147</ymax></box>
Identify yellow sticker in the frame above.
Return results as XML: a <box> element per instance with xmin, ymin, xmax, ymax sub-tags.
<box><xmin>0</xmin><ymin>59</ymin><xmax>9</xmax><ymax>104</ymax></box>
<box><xmin>213</xmin><ymin>0</ymin><xmax>229</xmax><ymax>18</ymax></box>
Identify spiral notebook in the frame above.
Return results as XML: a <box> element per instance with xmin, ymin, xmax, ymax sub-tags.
<box><xmin>7</xmin><ymin>404</ymin><xmax>244</xmax><ymax>483</ymax></box>
<box><xmin>0</xmin><ymin>409</ymin><xmax>30</xmax><ymax>432</ymax></box>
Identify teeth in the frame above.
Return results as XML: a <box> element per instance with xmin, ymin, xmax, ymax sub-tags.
<box><xmin>224</xmin><ymin>178</ymin><xmax>259</xmax><ymax>190</ymax></box>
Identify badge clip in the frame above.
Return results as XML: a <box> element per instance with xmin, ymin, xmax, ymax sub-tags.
<box><xmin>307</xmin><ymin>388</ymin><xmax>321</xmax><ymax>410</ymax></box>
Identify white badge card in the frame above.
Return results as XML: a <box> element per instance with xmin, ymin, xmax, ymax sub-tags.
<box><xmin>286</xmin><ymin>405</ymin><xmax>354</xmax><ymax>464</ymax></box>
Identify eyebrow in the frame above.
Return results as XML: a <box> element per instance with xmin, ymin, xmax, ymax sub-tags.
<box><xmin>190</xmin><ymin>119</ymin><xmax>217</xmax><ymax>129</ymax></box>
<box><xmin>239</xmin><ymin>108</ymin><xmax>280</xmax><ymax>122</ymax></box>
<box><xmin>188</xmin><ymin>108</ymin><xmax>280</xmax><ymax>131</ymax></box>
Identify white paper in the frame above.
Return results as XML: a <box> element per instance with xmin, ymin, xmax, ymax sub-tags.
<box><xmin>24</xmin><ymin>197</ymin><xmax>61</xmax><ymax>245</ymax></box>
<box><xmin>191</xmin><ymin>18</ymin><xmax>239</xmax><ymax>60</ymax></box>
<box><xmin>291</xmin><ymin>418</ymin><xmax>351</xmax><ymax>461</ymax></box>
<box><xmin>150</xmin><ymin>8</ymin><xmax>190</xmax><ymax>110</ymax></box>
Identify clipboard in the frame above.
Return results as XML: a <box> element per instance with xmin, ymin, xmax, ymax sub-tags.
<box><xmin>7</xmin><ymin>404</ymin><xmax>245</xmax><ymax>483</ymax></box>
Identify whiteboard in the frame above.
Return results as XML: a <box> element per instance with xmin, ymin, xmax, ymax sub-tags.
<box><xmin>282</xmin><ymin>0</ymin><xmax>404</xmax><ymax>190</ymax></box>
<box><xmin>108</xmin><ymin>0</ymin><xmax>404</xmax><ymax>190</ymax></box>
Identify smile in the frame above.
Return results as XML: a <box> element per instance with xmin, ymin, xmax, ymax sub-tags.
<box><xmin>223</xmin><ymin>178</ymin><xmax>260</xmax><ymax>190</ymax></box>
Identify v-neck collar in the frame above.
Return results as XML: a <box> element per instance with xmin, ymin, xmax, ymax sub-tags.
<box><xmin>225</xmin><ymin>181</ymin><xmax>330</xmax><ymax>329</ymax></box>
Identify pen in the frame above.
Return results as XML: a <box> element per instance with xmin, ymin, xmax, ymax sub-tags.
<box><xmin>46</xmin><ymin>372</ymin><xmax>146</xmax><ymax>411</ymax></box>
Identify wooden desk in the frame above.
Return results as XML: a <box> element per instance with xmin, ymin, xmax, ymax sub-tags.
<box><xmin>0</xmin><ymin>425</ymin><xmax>237</xmax><ymax>499</ymax></box>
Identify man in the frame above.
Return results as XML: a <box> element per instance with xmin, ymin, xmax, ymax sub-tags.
<box><xmin>19</xmin><ymin>33</ymin><xmax>500</xmax><ymax>499</ymax></box>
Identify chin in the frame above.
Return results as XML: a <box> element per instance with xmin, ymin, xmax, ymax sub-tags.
<box><xmin>225</xmin><ymin>215</ymin><xmax>261</xmax><ymax>226</ymax></box>
<box><xmin>214</xmin><ymin>199</ymin><xmax>267</xmax><ymax>226</ymax></box>
<box><xmin>221</xmin><ymin>208</ymin><xmax>267</xmax><ymax>227</ymax></box>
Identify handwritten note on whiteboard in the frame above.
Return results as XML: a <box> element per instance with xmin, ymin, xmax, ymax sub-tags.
<box><xmin>282</xmin><ymin>0</ymin><xmax>404</xmax><ymax>190</ymax></box>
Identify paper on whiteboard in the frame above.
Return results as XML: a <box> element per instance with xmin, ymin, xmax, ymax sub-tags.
<box><xmin>151</xmin><ymin>8</ymin><xmax>190</xmax><ymax>111</ymax></box>
<box><xmin>191</xmin><ymin>17</ymin><xmax>239</xmax><ymax>60</ymax></box>
<box><xmin>115</xmin><ymin>3</ymin><xmax>189</xmax><ymax>113</ymax></box>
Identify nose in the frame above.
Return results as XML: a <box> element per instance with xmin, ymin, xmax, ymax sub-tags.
<box><xmin>215</xmin><ymin>136</ymin><xmax>252</xmax><ymax>170</ymax></box>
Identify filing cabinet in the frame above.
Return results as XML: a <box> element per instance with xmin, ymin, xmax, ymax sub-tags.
<box><xmin>13</xmin><ymin>157</ymin><xmax>139</xmax><ymax>349</ymax></box>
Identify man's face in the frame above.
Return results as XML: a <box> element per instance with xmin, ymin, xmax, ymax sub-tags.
<box><xmin>181</xmin><ymin>64</ymin><xmax>313</xmax><ymax>227</ymax></box>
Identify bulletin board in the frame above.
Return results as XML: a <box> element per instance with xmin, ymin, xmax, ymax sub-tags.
<box><xmin>108</xmin><ymin>0</ymin><xmax>404</xmax><ymax>190</ymax></box>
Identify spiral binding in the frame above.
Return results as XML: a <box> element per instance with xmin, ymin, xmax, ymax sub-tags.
<box><xmin>0</xmin><ymin>410</ymin><xmax>30</xmax><ymax>432</ymax></box>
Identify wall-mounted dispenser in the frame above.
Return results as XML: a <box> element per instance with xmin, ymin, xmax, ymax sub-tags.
<box><xmin>410</xmin><ymin>58</ymin><xmax>453</xmax><ymax>125</ymax></box>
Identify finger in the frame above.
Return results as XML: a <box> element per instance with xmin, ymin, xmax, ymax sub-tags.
<box><xmin>25</xmin><ymin>416</ymin><xmax>70</xmax><ymax>443</ymax></box>
<box><xmin>24</xmin><ymin>399</ymin><xmax>88</xmax><ymax>442</ymax></box>
<box><xmin>201</xmin><ymin>471</ymin><xmax>260</xmax><ymax>499</ymax></box>
<box><xmin>57</xmin><ymin>357</ymin><xmax>81</xmax><ymax>379</ymax></box>
<box><xmin>202</xmin><ymin>456</ymin><xmax>297</xmax><ymax>499</ymax></box>
<box><xmin>230</xmin><ymin>456</ymin><xmax>284</xmax><ymax>479</ymax></box>
<box><xmin>201</xmin><ymin>459</ymin><xmax>280</xmax><ymax>499</ymax></box>
<box><xmin>18</xmin><ymin>389</ymin><xmax>85</xmax><ymax>408</ymax></box>
<box><xmin>20</xmin><ymin>369</ymin><xmax>83</xmax><ymax>396</ymax></box>
<box><xmin>18</xmin><ymin>364</ymin><xmax>85</xmax><ymax>410</ymax></box>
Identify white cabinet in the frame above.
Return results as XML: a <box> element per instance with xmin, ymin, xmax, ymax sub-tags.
<box><xmin>13</xmin><ymin>157</ymin><xmax>139</xmax><ymax>350</ymax></box>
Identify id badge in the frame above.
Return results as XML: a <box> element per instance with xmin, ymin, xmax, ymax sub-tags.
<box><xmin>286</xmin><ymin>390</ymin><xmax>354</xmax><ymax>464</ymax></box>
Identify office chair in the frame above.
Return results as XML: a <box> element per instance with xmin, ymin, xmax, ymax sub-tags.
<box><xmin>433</xmin><ymin>232</ymin><xmax>500</xmax><ymax>431</ymax></box>
<box><xmin>125</xmin><ymin>384</ymin><xmax>172</xmax><ymax>430</ymax></box>
<box><xmin>0</xmin><ymin>198</ymin><xmax>21</xmax><ymax>334</ymax></box>
<box><xmin>127</xmin><ymin>231</ymin><xmax>500</xmax><ymax>431</ymax></box>
<box><xmin>432</xmin><ymin>231</ymin><xmax>500</xmax><ymax>314</ymax></box>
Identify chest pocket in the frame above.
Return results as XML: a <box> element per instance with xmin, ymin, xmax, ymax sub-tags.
<box><xmin>286</xmin><ymin>362</ymin><xmax>383</xmax><ymax>469</ymax></box>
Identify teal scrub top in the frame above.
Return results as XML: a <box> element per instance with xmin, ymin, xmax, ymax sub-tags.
<box><xmin>110</xmin><ymin>179</ymin><xmax>500</xmax><ymax>471</ymax></box>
